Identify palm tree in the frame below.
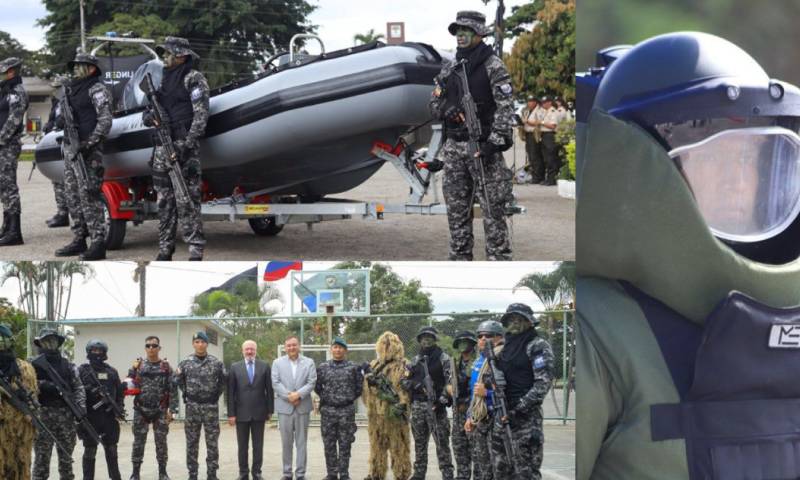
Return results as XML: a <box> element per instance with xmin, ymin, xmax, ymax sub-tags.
<box><xmin>353</xmin><ymin>29</ymin><xmax>385</xmax><ymax>46</ymax></box>
<box><xmin>0</xmin><ymin>261</ymin><xmax>94</xmax><ymax>320</ymax></box>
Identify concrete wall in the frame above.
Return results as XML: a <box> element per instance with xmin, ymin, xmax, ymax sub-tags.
<box><xmin>71</xmin><ymin>320</ymin><xmax>227</xmax><ymax>419</ymax></box>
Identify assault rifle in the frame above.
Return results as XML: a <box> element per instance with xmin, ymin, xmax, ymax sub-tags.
<box><xmin>484</xmin><ymin>339</ymin><xmax>520</xmax><ymax>476</ymax></box>
<box><xmin>420</xmin><ymin>355</ymin><xmax>445</xmax><ymax>452</ymax></box>
<box><xmin>85</xmin><ymin>368</ymin><xmax>126</xmax><ymax>421</ymax></box>
<box><xmin>139</xmin><ymin>73</ymin><xmax>193</xmax><ymax>207</ymax></box>
<box><xmin>441</xmin><ymin>59</ymin><xmax>494</xmax><ymax>218</ymax></box>
<box><xmin>0</xmin><ymin>373</ymin><xmax>70</xmax><ymax>455</ymax></box>
<box><xmin>33</xmin><ymin>357</ymin><xmax>102</xmax><ymax>444</ymax></box>
<box><xmin>365</xmin><ymin>361</ymin><xmax>407</xmax><ymax>421</ymax></box>
<box><xmin>59</xmin><ymin>86</ymin><xmax>91</xmax><ymax>191</ymax></box>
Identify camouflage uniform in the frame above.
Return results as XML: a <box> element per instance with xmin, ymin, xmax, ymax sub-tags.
<box><xmin>0</xmin><ymin>356</ymin><xmax>38</xmax><ymax>480</ymax></box>
<box><xmin>77</xmin><ymin>360</ymin><xmax>123</xmax><ymax>480</ymax></box>
<box><xmin>61</xmin><ymin>78</ymin><xmax>113</xmax><ymax>245</ymax></box>
<box><xmin>452</xmin><ymin>354</ymin><xmax>475</xmax><ymax>480</ymax></box>
<box><xmin>174</xmin><ymin>353</ymin><xmax>226</xmax><ymax>480</ymax></box>
<box><xmin>129</xmin><ymin>358</ymin><xmax>178</xmax><ymax>471</ymax></box>
<box><xmin>151</xmin><ymin>37</ymin><xmax>209</xmax><ymax>260</ymax></box>
<box><xmin>406</xmin><ymin>348</ymin><xmax>455</xmax><ymax>480</ymax></box>
<box><xmin>314</xmin><ymin>358</ymin><xmax>364</xmax><ymax>479</ymax></box>
<box><xmin>467</xmin><ymin>353</ymin><xmax>494</xmax><ymax>480</ymax></box>
<box><xmin>0</xmin><ymin>67</ymin><xmax>28</xmax><ymax>217</ymax></box>
<box><xmin>43</xmin><ymin>95</ymin><xmax>69</xmax><ymax>219</ymax></box>
<box><xmin>490</xmin><ymin>336</ymin><xmax>554</xmax><ymax>480</ymax></box>
<box><xmin>430</xmin><ymin>26</ymin><xmax>515</xmax><ymax>261</ymax></box>
<box><xmin>30</xmin><ymin>353</ymin><xmax>86</xmax><ymax>480</ymax></box>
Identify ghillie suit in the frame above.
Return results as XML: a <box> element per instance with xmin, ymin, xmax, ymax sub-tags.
<box><xmin>0</xmin><ymin>358</ymin><xmax>38</xmax><ymax>480</ymax></box>
<box><xmin>362</xmin><ymin>331</ymin><xmax>412</xmax><ymax>480</ymax></box>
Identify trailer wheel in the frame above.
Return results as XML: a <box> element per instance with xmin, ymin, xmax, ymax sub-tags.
<box><xmin>102</xmin><ymin>195</ymin><xmax>127</xmax><ymax>250</ymax></box>
<box><xmin>249</xmin><ymin>217</ymin><xmax>284</xmax><ymax>236</ymax></box>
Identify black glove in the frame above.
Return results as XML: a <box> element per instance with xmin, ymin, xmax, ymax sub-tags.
<box><xmin>478</xmin><ymin>141</ymin><xmax>502</xmax><ymax>158</ymax></box>
<box><xmin>78</xmin><ymin>140</ymin><xmax>95</xmax><ymax>156</ymax></box>
<box><xmin>360</xmin><ymin>362</ymin><xmax>372</xmax><ymax>375</ymax></box>
<box><xmin>142</xmin><ymin>110</ymin><xmax>155</xmax><ymax>127</ymax></box>
<box><xmin>437</xmin><ymin>394</ymin><xmax>451</xmax><ymax>407</ymax></box>
<box><xmin>39</xmin><ymin>380</ymin><xmax>59</xmax><ymax>395</ymax></box>
<box><xmin>55</xmin><ymin>116</ymin><xmax>65</xmax><ymax>130</ymax></box>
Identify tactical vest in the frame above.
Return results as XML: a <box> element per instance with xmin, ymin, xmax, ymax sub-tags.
<box><xmin>79</xmin><ymin>363</ymin><xmax>118</xmax><ymax>413</ymax></box>
<box><xmin>624</xmin><ymin>281</ymin><xmax>800</xmax><ymax>480</ymax></box>
<box><xmin>444</xmin><ymin>58</ymin><xmax>496</xmax><ymax>141</ymax></box>
<box><xmin>160</xmin><ymin>69</ymin><xmax>194</xmax><ymax>139</ymax></box>
<box><xmin>32</xmin><ymin>354</ymin><xmax>75</xmax><ymax>407</ymax></box>
<box><xmin>68</xmin><ymin>77</ymin><xmax>101</xmax><ymax>142</ymax></box>
<box><xmin>409</xmin><ymin>347</ymin><xmax>446</xmax><ymax>402</ymax></box>
<box><xmin>497</xmin><ymin>337</ymin><xmax>536</xmax><ymax>408</ymax></box>
<box><xmin>456</xmin><ymin>356</ymin><xmax>472</xmax><ymax>404</ymax></box>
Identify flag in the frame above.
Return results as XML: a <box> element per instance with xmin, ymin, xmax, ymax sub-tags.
<box><xmin>263</xmin><ymin>261</ymin><xmax>302</xmax><ymax>282</ymax></box>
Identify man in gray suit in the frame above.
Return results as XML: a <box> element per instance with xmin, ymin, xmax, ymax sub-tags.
<box><xmin>227</xmin><ymin>340</ymin><xmax>275</xmax><ymax>480</ymax></box>
<box><xmin>271</xmin><ymin>335</ymin><xmax>317</xmax><ymax>480</ymax></box>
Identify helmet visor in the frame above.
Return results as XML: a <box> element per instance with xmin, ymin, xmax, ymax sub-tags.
<box><xmin>668</xmin><ymin>126</ymin><xmax>800</xmax><ymax>243</ymax></box>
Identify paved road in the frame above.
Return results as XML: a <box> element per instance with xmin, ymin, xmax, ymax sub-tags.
<box><xmin>10</xmin><ymin>144</ymin><xmax>574</xmax><ymax>261</ymax></box>
<box><xmin>41</xmin><ymin>420</ymin><xmax>575</xmax><ymax>480</ymax></box>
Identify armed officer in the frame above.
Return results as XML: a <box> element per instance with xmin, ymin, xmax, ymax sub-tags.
<box><xmin>451</xmin><ymin>331</ymin><xmax>477</xmax><ymax>480</ymax></box>
<box><xmin>174</xmin><ymin>331</ymin><xmax>226</xmax><ymax>480</ymax></box>
<box><xmin>42</xmin><ymin>75</ymin><xmax>70</xmax><ymax>229</ymax></box>
<box><xmin>430</xmin><ymin>11</ymin><xmax>516</xmax><ymax>261</ymax></box>
<box><xmin>0</xmin><ymin>323</ymin><xmax>38</xmax><ymax>480</ymax></box>
<box><xmin>54</xmin><ymin>52</ymin><xmax>113</xmax><ymax>261</ymax></box>
<box><xmin>77</xmin><ymin>339</ymin><xmax>124</xmax><ymax>480</ymax></box>
<box><xmin>403</xmin><ymin>326</ymin><xmax>455</xmax><ymax>480</ymax></box>
<box><xmin>145</xmin><ymin>37</ymin><xmax>209</xmax><ymax>261</ymax></box>
<box><xmin>0</xmin><ymin>57</ymin><xmax>29</xmax><ymax>246</ymax></box>
<box><xmin>465</xmin><ymin>320</ymin><xmax>505</xmax><ymax>480</ymax></box>
<box><xmin>30</xmin><ymin>329</ymin><xmax>86</xmax><ymax>480</ymax></box>
<box><xmin>128</xmin><ymin>335</ymin><xmax>178</xmax><ymax>480</ymax></box>
<box><xmin>315</xmin><ymin>337</ymin><xmax>364</xmax><ymax>480</ymax></box>
<box><xmin>490</xmin><ymin>304</ymin><xmax>554</xmax><ymax>480</ymax></box>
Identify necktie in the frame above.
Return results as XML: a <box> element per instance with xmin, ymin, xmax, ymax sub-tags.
<box><xmin>247</xmin><ymin>361</ymin><xmax>254</xmax><ymax>384</ymax></box>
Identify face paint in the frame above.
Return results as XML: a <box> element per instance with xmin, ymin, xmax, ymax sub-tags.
<box><xmin>419</xmin><ymin>335</ymin><xmax>436</xmax><ymax>348</ymax></box>
<box><xmin>73</xmin><ymin>64</ymin><xmax>90</xmax><ymax>79</ymax></box>
<box><xmin>0</xmin><ymin>336</ymin><xmax>13</xmax><ymax>351</ymax></box>
<box><xmin>39</xmin><ymin>336</ymin><xmax>60</xmax><ymax>351</ymax></box>
<box><xmin>456</xmin><ymin>28</ymin><xmax>476</xmax><ymax>48</ymax></box>
<box><xmin>507</xmin><ymin>315</ymin><xmax>531</xmax><ymax>334</ymax></box>
<box><xmin>458</xmin><ymin>342</ymin><xmax>474</xmax><ymax>354</ymax></box>
<box><xmin>163</xmin><ymin>52</ymin><xmax>177</xmax><ymax>68</ymax></box>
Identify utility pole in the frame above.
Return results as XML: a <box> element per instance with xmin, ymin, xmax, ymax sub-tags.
<box><xmin>46</xmin><ymin>262</ymin><xmax>54</xmax><ymax>322</ymax></box>
<box><xmin>79</xmin><ymin>0</ymin><xmax>87</xmax><ymax>52</ymax></box>
<box><xmin>494</xmin><ymin>0</ymin><xmax>506</xmax><ymax>56</ymax></box>
<box><xmin>134</xmin><ymin>261</ymin><xmax>148</xmax><ymax>316</ymax></box>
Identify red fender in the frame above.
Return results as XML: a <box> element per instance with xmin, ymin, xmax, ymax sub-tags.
<box><xmin>102</xmin><ymin>181</ymin><xmax>134</xmax><ymax>220</ymax></box>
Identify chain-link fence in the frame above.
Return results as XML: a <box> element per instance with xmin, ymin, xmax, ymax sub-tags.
<box><xmin>26</xmin><ymin>310</ymin><xmax>575</xmax><ymax>423</ymax></box>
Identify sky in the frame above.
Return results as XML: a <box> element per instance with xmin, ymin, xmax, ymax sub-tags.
<box><xmin>0</xmin><ymin>261</ymin><xmax>563</xmax><ymax>319</ymax></box>
<box><xmin>0</xmin><ymin>0</ymin><xmax>530</xmax><ymax>54</ymax></box>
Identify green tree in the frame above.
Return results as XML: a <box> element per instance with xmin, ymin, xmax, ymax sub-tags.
<box><xmin>0</xmin><ymin>297</ymin><xmax>30</xmax><ymax>359</ymax></box>
<box><xmin>39</xmin><ymin>0</ymin><xmax>317</xmax><ymax>87</ymax></box>
<box><xmin>353</xmin><ymin>29</ymin><xmax>385</xmax><ymax>46</ymax></box>
<box><xmin>506</xmin><ymin>0</ymin><xmax>575</xmax><ymax>101</ymax></box>
<box><xmin>89</xmin><ymin>13</ymin><xmax>178</xmax><ymax>57</ymax></box>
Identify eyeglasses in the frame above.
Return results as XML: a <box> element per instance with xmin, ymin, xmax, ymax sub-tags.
<box><xmin>145</xmin><ymin>344</ymin><xmax>160</xmax><ymax>349</ymax></box>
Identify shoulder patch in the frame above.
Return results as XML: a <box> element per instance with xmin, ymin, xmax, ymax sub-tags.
<box><xmin>498</xmin><ymin>83</ymin><xmax>513</xmax><ymax>96</ymax></box>
<box><xmin>191</xmin><ymin>87</ymin><xmax>204</xmax><ymax>102</ymax></box>
<box><xmin>92</xmin><ymin>90</ymin><xmax>107</xmax><ymax>105</ymax></box>
<box><xmin>533</xmin><ymin>355</ymin><xmax>546</xmax><ymax>369</ymax></box>
<box><xmin>7</xmin><ymin>94</ymin><xmax>19</xmax><ymax>106</ymax></box>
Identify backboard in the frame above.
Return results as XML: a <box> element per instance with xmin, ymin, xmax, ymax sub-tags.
<box><xmin>290</xmin><ymin>269</ymin><xmax>370</xmax><ymax>316</ymax></box>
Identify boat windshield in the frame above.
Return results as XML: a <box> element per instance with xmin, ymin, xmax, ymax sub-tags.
<box><xmin>121</xmin><ymin>59</ymin><xmax>164</xmax><ymax>110</ymax></box>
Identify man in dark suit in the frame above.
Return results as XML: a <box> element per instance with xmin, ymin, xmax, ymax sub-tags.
<box><xmin>227</xmin><ymin>339</ymin><xmax>275</xmax><ymax>480</ymax></box>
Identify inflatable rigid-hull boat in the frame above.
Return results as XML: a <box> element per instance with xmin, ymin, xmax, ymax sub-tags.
<box><xmin>35</xmin><ymin>42</ymin><xmax>447</xmax><ymax>198</ymax></box>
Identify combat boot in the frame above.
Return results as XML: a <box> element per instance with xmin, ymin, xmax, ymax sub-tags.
<box><xmin>55</xmin><ymin>237</ymin><xmax>87</xmax><ymax>256</ymax></box>
<box><xmin>80</xmin><ymin>240</ymin><xmax>106</xmax><ymax>260</ymax></box>
<box><xmin>0</xmin><ymin>213</ymin><xmax>23</xmax><ymax>245</ymax></box>
<box><xmin>156</xmin><ymin>246</ymin><xmax>174</xmax><ymax>261</ymax></box>
<box><xmin>46</xmin><ymin>211</ymin><xmax>69</xmax><ymax>227</ymax></box>
<box><xmin>129</xmin><ymin>463</ymin><xmax>141</xmax><ymax>480</ymax></box>
<box><xmin>0</xmin><ymin>211</ymin><xmax>9</xmax><ymax>238</ymax></box>
<box><xmin>158</xmin><ymin>463</ymin><xmax>170</xmax><ymax>480</ymax></box>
